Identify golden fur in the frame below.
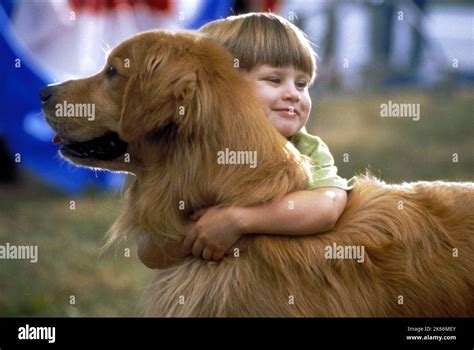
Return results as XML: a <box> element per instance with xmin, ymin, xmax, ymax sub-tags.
<box><xmin>43</xmin><ymin>30</ymin><xmax>474</xmax><ymax>317</ymax></box>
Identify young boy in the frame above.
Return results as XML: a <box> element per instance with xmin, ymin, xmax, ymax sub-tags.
<box><xmin>138</xmin><ymin>12</ymin><xmax>355</xmax><ymax>268</ymax></box>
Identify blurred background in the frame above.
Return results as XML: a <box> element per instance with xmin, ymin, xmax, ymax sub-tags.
<box><xmin>0</xmin><ymin>0</ymin><xmax>472</xmax><ymax>316</ymax></box>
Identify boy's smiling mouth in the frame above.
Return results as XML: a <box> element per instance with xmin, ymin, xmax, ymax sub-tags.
<box><xmin>272</xmin><ymin>107</ymin><xmax>300</xmax><ymax>117</ymax></box>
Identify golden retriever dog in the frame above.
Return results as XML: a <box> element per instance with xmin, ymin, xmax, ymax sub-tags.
<box><xmin>41</xmin><ymin>30</ymin><xmax>474</xmax><ymax>317</ymax></box>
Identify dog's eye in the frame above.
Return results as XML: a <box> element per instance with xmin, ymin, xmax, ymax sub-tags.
<box><xmin>106</xmin><ymin>65</ymin><xmax>117</xmax><ymax>78</ymax></box>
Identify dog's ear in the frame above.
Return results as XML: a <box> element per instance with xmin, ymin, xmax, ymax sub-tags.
<box><xmin>119</xmin><ymin>54</ymin><xmax>201</xmax><ymax>142</ymax></box>
<box><xmin>172</xmin><ymin>70</ymin><xmax>199</xmax><ymax>131</ymax></box>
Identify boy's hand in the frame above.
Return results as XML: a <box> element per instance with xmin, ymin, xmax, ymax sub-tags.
<box><xmin>183</xmin><ymin>206</ymin><xmax>243</xmax><ymax>261</ymax></box>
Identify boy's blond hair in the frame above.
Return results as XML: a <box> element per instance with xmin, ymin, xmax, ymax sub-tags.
<box><xmin>199</xmin><ymin>12</ymin><xmax>317</xmax><ymax>84</ymax></box>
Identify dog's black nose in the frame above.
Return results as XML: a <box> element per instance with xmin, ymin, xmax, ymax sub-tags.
<box><xmin>40</xmin><ymin>85</ymin><xmax>56</xmax><ymax>102</ymax></box>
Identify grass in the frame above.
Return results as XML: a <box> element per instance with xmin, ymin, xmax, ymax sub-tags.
<box><xmin>0</xmin><ymin>182</ymin><xmax>149</xmax><ymax>316</ymax></box>
<box><xmin>308</xmin><ymin>88</ymin><xmax>473</xmax><ymax>182</ymax></box>
<box><xmin>0</xmin><ymin>88</ymin><xmax>472</xmax><ymax>316</ymax></box>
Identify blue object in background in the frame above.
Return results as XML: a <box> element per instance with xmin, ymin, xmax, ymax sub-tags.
<box><xmin>0</xmin><ymin>1</ymin><xmax>232</xmax><ymax>194</ymax></box>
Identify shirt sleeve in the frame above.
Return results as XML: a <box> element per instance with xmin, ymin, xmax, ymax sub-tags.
<box><xmin>291</xmin><ymin>131</ymin><xmax>356</xmax><ymax>191</ymax></box>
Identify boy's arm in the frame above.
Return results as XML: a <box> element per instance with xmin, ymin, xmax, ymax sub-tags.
<box><xmin>139</xmin><ymin>187</ymin><xmax>347</xmax><ymax>266</ymax></box>
<box><xmin>183</xmin><ymin>187</ymin><xmax>347</xmax><ymax>261</ymax></box>
<box><xmin>236</xmin><ymin>187</ymin><xmax>347</xmax><ymax>235</ymax></box>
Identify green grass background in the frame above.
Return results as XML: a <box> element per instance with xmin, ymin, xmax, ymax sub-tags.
<box><xmin>0</xmin><ymin>88</ymin><xmax>472</xmax><ymax>316</ymax></box>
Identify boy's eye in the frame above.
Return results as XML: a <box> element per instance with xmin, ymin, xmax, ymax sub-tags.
<box><xmin>296</xmin><ymin>81</ymin><xmax>308</xmax><ymax>88</ymax></box>
<box><xmin>265</xmin><ymin>77</ymin><xmax>280</xmax><ymax>84</ymax></box>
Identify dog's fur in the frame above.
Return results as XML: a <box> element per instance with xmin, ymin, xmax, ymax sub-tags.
<box><xmin>43</xmin><ymin>30</ymin><xmax>474</xmax><ymax>317</ymax></box>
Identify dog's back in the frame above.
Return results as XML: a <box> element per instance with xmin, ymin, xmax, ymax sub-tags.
<box><xmin>142</xmin><ymin>177</ymin><xmax>474</xmax><ymax>317</ymax></box>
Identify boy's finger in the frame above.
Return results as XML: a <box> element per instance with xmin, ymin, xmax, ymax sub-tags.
<box><xmin>202</xmin><ymin>247</ymin><xmax>213</xmax><ymax>260</ymax></box>
<box><xmin>182</xmin><ymin>228</ymin><xmax>196</xmax><ymax>252</ymax></box>
<box><xmin>212</xmin><ymin>250</ymin><xmax>225</xmax><ymax>261</ymax></box>
<box><xmin>192</xmin><ymin>240</ymin><xmax>205</xmax><ymax>258</ymax></box>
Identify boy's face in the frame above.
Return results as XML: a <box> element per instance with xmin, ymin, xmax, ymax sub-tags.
<box><xmin>242</xmin><ymin>64</ymin><xmax>312</xmax><ymax>138</ymax></box>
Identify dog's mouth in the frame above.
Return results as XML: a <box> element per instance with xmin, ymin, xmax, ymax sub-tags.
<box><xmin>53</xmin><ymin>132</ymin><xmax>128</xmax><ymax>160</ymax></box>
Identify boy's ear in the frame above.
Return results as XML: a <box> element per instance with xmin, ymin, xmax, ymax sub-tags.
<box><xmin>119</xmin><ymin>56</ymin><xmax>199</xmax><ymax>142</ymax></box>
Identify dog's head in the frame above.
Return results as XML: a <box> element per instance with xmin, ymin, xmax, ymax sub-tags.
<box><xmin>41</xmin><ymin>30</ymin><xmax>236</xmax><ymax>172</ymax></box>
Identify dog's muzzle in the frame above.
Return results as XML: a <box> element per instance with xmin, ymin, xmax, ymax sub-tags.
<box><xmin>59</xmin><ymin>132</ymin><xmax>128</xmax><ymax>160</ymax></box>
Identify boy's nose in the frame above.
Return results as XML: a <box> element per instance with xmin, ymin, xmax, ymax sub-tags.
<box><xmin>280</xmin><ymin>81</ymin><xmax>301</xmax><ymax>102</ymax></box>
<box><xmin>282</xmin><ymin>89</ymin><xmax>301</xmax><ymax>102</ymax></box>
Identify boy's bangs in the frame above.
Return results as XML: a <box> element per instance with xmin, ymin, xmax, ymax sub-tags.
<box><xmin>233</xmin><ymin>15</ymin><xmax>316</xmax><ymax>80</ymax></box>
<box><xmin>200</xmin><ymin>13</ymin><xmax>317</xmax><ymax>82</ymax></box>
